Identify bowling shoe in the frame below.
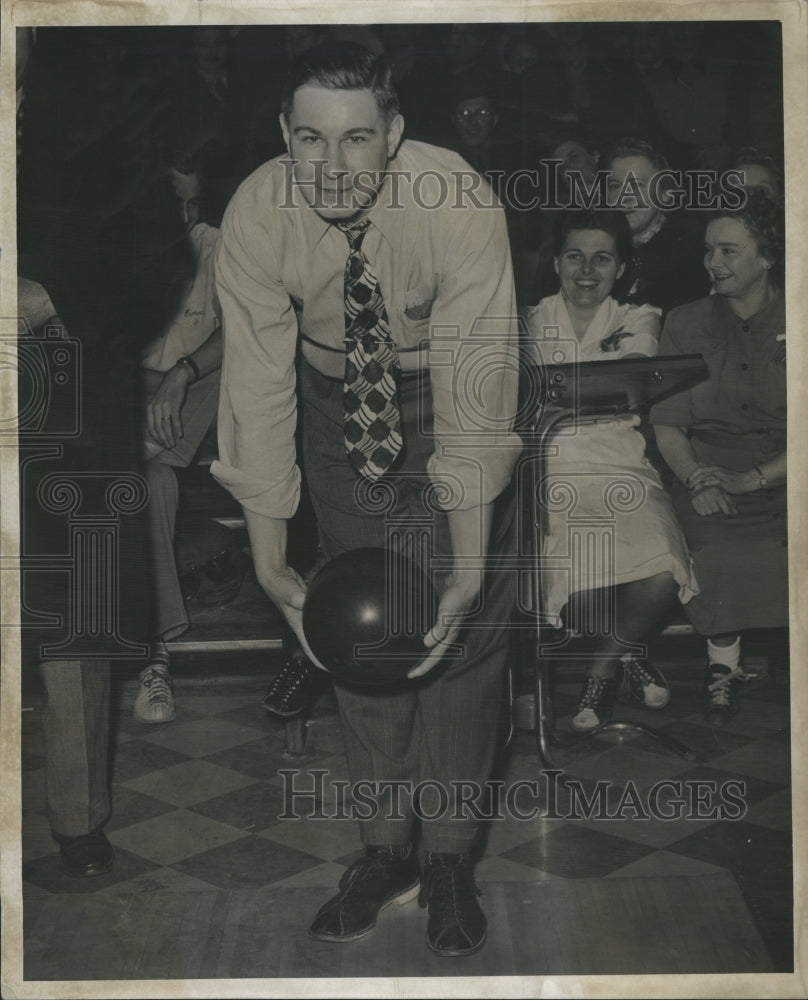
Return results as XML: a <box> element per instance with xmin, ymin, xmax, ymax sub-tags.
<box><xmin>54</xmin><ymin>829</ymin><xmax>114</xmax><ymax>877</ymax></box>
<box><xmin>419</xmin><ymin>852</ymin><xmax>487</xmax><ymax>956</ymax></box>
<box><xmin>621</xmin><ymin>656</ymin><xmax>670</xmax><ymax>709</ymax></box>
<box><xmin>263</xmin><ymin>653</ymin><xmax>322</xmax><ymax>718</ymax></box>
<box><xmin>704</xmin><ymin>662</ymin><xmax>743</xmax><ymax>726</ymax></box>
<box><xmin>308</xmin><ymin>845</ymin><xmax>420</xmax><ymax>942</ymax></box>
<box><xmin>571</xmin><ymin>674</ymin><xmax>618</xmax><ymax>732</ymax></box>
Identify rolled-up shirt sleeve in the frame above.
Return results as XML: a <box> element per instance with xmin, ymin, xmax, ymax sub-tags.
<box><xmin>427</xmin><ymin>200</ymin><xmax>523</xmax><ymax>510</ymax></box>
<box><xmin>211</xmin><ymin>188</ymin><xmax>301</xmax><ymax>518</ymax></box>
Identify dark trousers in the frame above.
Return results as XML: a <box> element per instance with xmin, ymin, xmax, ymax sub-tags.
<box><xmin>39</xmin><ymin>660</ymin><xmax>111</xmax><ymax>838</ymax></box>
<box><xmin>300</xmin><ymin>363</ymin><xmax>516</xmax><ymax>853</ymax></box>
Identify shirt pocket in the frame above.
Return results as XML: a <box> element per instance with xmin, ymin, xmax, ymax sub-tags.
<box><xmin>402</xmin><ymin>280</ymin><xmax>438</xmax><ymax>323</ymax></box>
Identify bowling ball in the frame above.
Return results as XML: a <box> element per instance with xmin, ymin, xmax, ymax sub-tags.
<box><xmin>302</xmin><ymin>547</ymin><xmax>437</xmax><ymax>687</ymax></box>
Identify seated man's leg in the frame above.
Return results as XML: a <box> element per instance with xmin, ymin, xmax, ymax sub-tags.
<box><xmin>39</xmin><ymin>659</ymin><xmax>114</xmax><ymax>876</ymax></box>
<box><xmin>137</xmin><ymin>371</ymin><xmax>221</xmax><ymax>723</ymax></box>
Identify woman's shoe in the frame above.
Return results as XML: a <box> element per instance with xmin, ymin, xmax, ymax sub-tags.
<box><xmin>704</xmin><ymin>662</ymin><xmax>742</xmax><ymax>726</ymax></box>
<box><xmin>621</xmin><ymin>656</ymin><xmax>670</xmax><ymax>709</ymax></box>
<box><xmin>571</xmin><ymin>675</ymin><xmax>618</xmax><ymax>732</ymax></box>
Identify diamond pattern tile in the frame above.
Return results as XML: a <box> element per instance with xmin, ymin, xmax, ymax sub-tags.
<box><xmin>709</xmin><ymin>739</ymin><xmax>791</xmax><ymax>786</ymax></box>
<box><xmin>189</xmin><ymin>780</ymin><xmax>288</xmax><ymax>832</ymax></box>
<box><xmin>137</xmin><ymin>716</ymin><xmax>269</xmax><ymax>757</ymax></box>
<box><xmin>19</xmin><ymin>648</ymin><xmax>794</xmax><ymax>978</ymax></box>
<box><xmin>108</xmin><ymin>809</ymin><xmax>248</xmax><ymax>865</ymax></box>
<box><xmin>502</xmin><ymin>823</ymin><xmax>655</xmax><ymax>878</ymax></box>
<box><xmin>110</xmin><ymin>739</ymin><xmax>191</xmax><ymax>783</ymax></box>
<box><xmin>171</xmin><ymin>834</ymin><xmax>322</xmax><ymax>889</ymax></box>
<box><xmin>121</xmin><ymin>759</ymin><xmax>258</xmax><ymax>807</ymax></box>
<box><xmin>202</xmin><ymin>735</ymin><xmax>297</xmax><ymax>781</ymax></box>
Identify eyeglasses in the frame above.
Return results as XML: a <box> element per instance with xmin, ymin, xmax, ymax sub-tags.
<box><xmin>457</xmin><ymin>107</ymin><xmax>495</xmax><ymax>120</ymax></box>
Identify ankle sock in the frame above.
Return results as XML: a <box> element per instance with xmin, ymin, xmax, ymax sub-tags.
<box><xmin>707</xmin><ymin>637</ymin><xmax>741</xmax><ymax>671</ymax></box>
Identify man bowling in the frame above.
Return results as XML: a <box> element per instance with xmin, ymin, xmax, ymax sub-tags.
<box><xmin>212</xmin><ymin>42</ymin><xmax>522</xmax><ymax>956</ymax></box>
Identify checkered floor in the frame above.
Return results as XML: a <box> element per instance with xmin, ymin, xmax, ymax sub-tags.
<box><xmin>19</xmin><ymin>653</ymin><xmax>793</xmax><ymax>980</ymax></box>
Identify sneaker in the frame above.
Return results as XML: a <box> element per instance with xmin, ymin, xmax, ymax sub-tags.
<box><xmin>419</xmin><ymin>852</ymin><xmax>486</xmax><ymax>957</ymax></box>
<box><xmin>308</xmin><ymin>845</ymin><xmax>420</xmax><ymax>942</ymax></box>
<box><xmin>571</xmin><ymin>675</ymin><xmax>618</xmax><ymax>732</ymax></box>
<box><xmin>133</xmin><ymin>646</ymin><xmax>175</xmax><ymax>724</ymax></box>
<box><xmin>263</xmin><ymin>654</ymin><xmax>322</xmax><ymax>718</ymax></box>
<box><xmin>621</xmin><ymin>656</ymin><xmax>670</xmax><ymax>709</ymax></box>
<box><xmin>704</xmin><ymin>662</ymin><xmax>746</xmax><ymax>726</ymax></box>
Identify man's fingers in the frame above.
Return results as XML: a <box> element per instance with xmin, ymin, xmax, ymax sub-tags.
<box><xmin>407</xmin><ymin>648</ymin><xmax>442</xmax><ymax>679</ymax></box>
<box><xmin>408</xmin><ymin>624</ymin><xmax>462</xmax><ymax>678</ymax></box>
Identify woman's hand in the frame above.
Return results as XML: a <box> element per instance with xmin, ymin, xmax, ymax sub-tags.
<box><xmin>145</xmin><ymin>366</ymin><xmax>194</xmax><ymax>450</ymax></box>
<box><xmin>687</xmin><ymin>465</ymin><xmax>757</xmax><ymax>496</ymax></box>
<box><xmin>690</xmin><ymin>484</ymin><xmax>738</xmax><ymax>517</ymax></box>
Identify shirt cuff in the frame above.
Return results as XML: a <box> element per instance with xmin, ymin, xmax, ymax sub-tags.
<box><xmin>210</xmin><ymin>459</ymin><xmax>301</xmax><ymax>519</ymax></box>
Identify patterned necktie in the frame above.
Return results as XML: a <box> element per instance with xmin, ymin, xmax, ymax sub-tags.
<box><xmin>336</xmin><ymin>218</ymin><xmax>403</xmax><ymax>480</ymax></box>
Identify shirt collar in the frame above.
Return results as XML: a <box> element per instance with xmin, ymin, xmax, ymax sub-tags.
<box><xmin>715</xmin><ymin>287</ymin><xmax>784</xmax><ymax>328</ymax></box>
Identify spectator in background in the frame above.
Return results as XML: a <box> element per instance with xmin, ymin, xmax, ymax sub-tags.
<box><xmin>136</xmin><ymin>150</ymin><xmax>226</xmax><ymax>724</ymax></box>
<box><xmin>581</xmin><ymin>24</ymin><xmax>659</xmax><ymax>143</ymax></box>
<box><xmin>17</xmin><ymin>27</ymin><xmax>194</xmax><ymax>874</ymax></box>
<box><xmin>169</xmin><ymin>27</ymin><xmax>255</xmax><ymax>220</ymax></box>
<box><xmin>445</xmin><ymin>74</ymin><xmax>502</xmax><ymax>177</ymax></box>
<box><xmin>633</xmin><ymin>23</ymin><xmax>731</xmax><ymax>171</ymax></box>
<box><xmin>522</xmin><ymin>210</ymin><xmax>698</xmax><ymax>731</ymax></box>
<box><xmin>731</xmin><ymin>148</ymin><xmax>782</xmax><ymax>202</ymax></box>
<box><xmin>527</xmin><ymin>131</ymin><xmax>602</xmax><ymax>306</ymax></box>
<box><xmin>651</xmin><ymin>193</ymin><xmax>787</xmax><ymax>725</ymax></box>
<box><xmin>604</xmin><ymin>136</ymin><xmax>710</xmax><ymax>315</ymax></box>
<box><xmin>376</xmin><ymin>24</ymin><xmax>437</xmax><ymax>143</ymax></box>
<box><xmin>443</xmin><ymin>73</ymin><xmax>544</xmax><ymax>303</ymax></box>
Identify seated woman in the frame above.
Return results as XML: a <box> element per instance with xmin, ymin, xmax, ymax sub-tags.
<box><xmin>651</xmin><ymin>191</ymin><xmax>786</xmax><ymax>725</ymax></box>
<box><xmin>522</xmin><ymin>208</ymin><xmax>699</xmax><ymax>731</ymax></box>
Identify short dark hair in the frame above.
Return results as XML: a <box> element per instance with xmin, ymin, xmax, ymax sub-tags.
<box><xmin>280</xmin><ymin>41</ymin><xmax>399</xmax><ymax>124</ymax></box>
<box><xmin>708</xmin><ymin>188</ymin><xmax>786</xmax><ymax>286</ymax></box>
<box><xmin>552</xmin><ymin>209</ymin><xmax>633</xmax><ymax>265</ymax></box>
<box><xmin>600</xmin><ymin>136</ymin><xmax>669</xmax><ymax>173</ymax></box>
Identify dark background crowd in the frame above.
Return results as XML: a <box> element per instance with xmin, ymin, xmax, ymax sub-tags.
<box><xmin>18</xmin><ymin>21</ymin><xmax>783</xmax><ymax>297</ymax></box>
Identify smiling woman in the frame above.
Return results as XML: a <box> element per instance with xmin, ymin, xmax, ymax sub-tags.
<box><xmin>521</xmin><ymin>209</ymin><xmax>699</xmax><ymax>732</ymax></box>
<box><xmin>651</xmin><ymin>191</ymin><xmax>787</xmax><ymax>726</ymax></box>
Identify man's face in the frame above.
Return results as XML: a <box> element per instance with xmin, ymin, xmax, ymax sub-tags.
<box><xmin>608</xmin><ymin>154</ymin><xmax>661</xmax><ymax>240</ymax></box>
<box><xmin>453</xmin><ymin>98</ymin><xmax>498</xmax><ymax>148</ymax></box>
<box><xmin>170</xmin><ymin>168</ymin><xmax>202</xmax><ymax>232</ymax></box>
<box><xmin>553</xmin><ymin>141</ymin><xmax>598</xmax><ymax>187</ymax></box>
<box><xmin>281</xmin><ymin>85</ymin><xmax>403</xmax><ymax>221</ymax></box>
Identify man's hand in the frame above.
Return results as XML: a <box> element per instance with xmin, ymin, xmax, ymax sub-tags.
<box><xmin>259</xmin><ymin>564</ymin><xmax>329</xmax><ymax>672</ymax></box>
<box><xmin>407</xmin><ymin>568</ymin><xmax>482</xmax><ymax>679</ymax></box>
<box><xmin>145</xmin><ymin>366</ymin><xmax>194</xmax><ymax>450</ymax></box>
